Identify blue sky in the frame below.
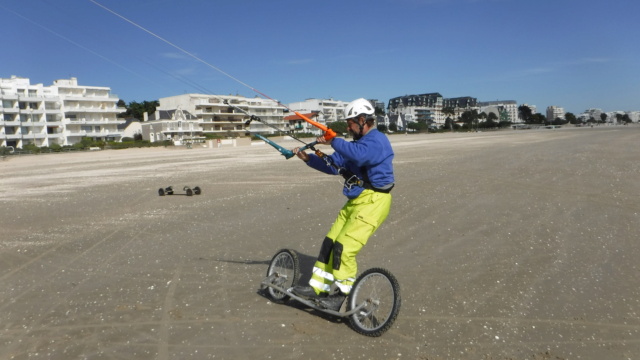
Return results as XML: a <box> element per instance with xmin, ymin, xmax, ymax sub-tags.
<box><xmin>2</xmin><ymin>0</ymin><xmax>638</xmax><ymax>114</ymax></box>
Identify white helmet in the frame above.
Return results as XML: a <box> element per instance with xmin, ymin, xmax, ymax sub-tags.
<box><xmin>344</xmin><ymin>98</ymin><xmax>375</xmax><ymax>120</ymax></box>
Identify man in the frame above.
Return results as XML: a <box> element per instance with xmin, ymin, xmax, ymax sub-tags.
<box><xmin>292</xmin><ymin>98</ymin><xmax>395</xmax><ymax>311</ymax></box>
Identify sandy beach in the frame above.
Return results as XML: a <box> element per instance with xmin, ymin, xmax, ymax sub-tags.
<box><xmin>1</xmin><ymin>126</ymin><xmax>639</xmax><ymax>359</ymax></box>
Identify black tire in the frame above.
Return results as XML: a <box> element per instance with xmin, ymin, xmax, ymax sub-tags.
<box><xmin>347</xmin><ymin>267</ymin><xmax>401</xmax><ymax>337</ymax></box>
<box><xmin>166</xmin><ymin>186</ymin><xmax>174</xmax><ymax>195</ymax></box>
<box><xmin>265</xmin><ymin>249</ymin><xmax>300</xmax><ymax>303</ymax></box>
<box><xmin>158</xmin><ymin>188</ymin><xmax>165</xmax><ymax>196</ymax></box>
<box><xmin>193</xmin><ymin>186</ymin><xmax>201</xmax><ymax>195</ymax></box>
<box><xmin>186</xmin><ymin>188</ymin><xmax>193</xmax><ymax>196</ymax></box>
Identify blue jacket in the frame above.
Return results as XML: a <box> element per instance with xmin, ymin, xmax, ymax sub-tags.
<box><xmin>306</xmin><ymin>129</ymin><xmax>395</xmax><ymax>199</ymax></box>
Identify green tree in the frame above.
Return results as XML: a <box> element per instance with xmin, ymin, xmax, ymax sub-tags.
<box><xmin>518</xmin><ymin>105</ymin><xmax>533</xmax><ymax>124</ymax></box>
<box><xmin>408</xmin><ymin>120</ymin><xmax>428</xmax><ymax>132</ymax></box>
<box><xmin>622</xmin><ymin>114</ymin><xmax>632</xmax><ymax>124</ymax></box>
<box><xmin>551</xmin><ymin>117</ymin><xmax>566</xmax><ymax>125</ymax></box>
<box><xmin>442</xmin><ymin>107</ymin><xmax>455</xmax><ymax>131</ymax></box>
<box><xmin>600</xmin><ymin>113</ymin><xmax>608</xmax><ymax>124</ymax></box>
<box><xmin>122</xmin><ymin>100</ymin><xmax>159</xmax><ymax>120</ymax></box>
<box><xmin>565</xmin><ymin>112</ymin><xmax>578</xmax><ymax>124</ymax></box>
<box><xmin>444</xmin><ymin>117</ymin><xmax>457</xmax><ymax>131</ymax></box>
<box><xmin>480</xmin><ymin>112</ymin><xmax>499</xmax><ymax>128</ymax></box>
<box><xmin>530</xmin><ymin>113</ymin><xmax>547</xmax><ymax>124</ymax></box>
<box><xmin>328</xmin><ymin>121</ymin><xmax>348</xmax><ymax>136</ymax></box>
<box><xmin>460</xmin><ymin>110</ymin><xmax>479</xmax><ymax>130</ymax></box>
<box><xmin>615</xmin><ymin>113</ymin><xmax>623</xmax><ymax>124</ymax></box>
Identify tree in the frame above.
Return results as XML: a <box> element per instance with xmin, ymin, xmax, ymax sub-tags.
<box><xmin>459</xmin><ymin>110</ymin><xmax>479</xmax><ymax>130</ymax></box>
<box><xmin>622</xmin><ymin>114</ymin><xmax>632</xmax><ymax>124</ymax></box>
<box><xmin>552</xmin><ymin>117</ymin><xmax>566</xmax><ymax>125</ymax></box>
<box><xmin>408</xmin><ymin>120</ymin><xmax>428</xmax><ymax>132</ymax></box>
<box><xmin>615</xmin><ymin>113</ymin><xmax>623</xmax><ymax>124</ymax></box>
<box><xmin>122</xmin><ymin>100</ymin><xmax>159</xmax><ymax>120</ymax></box>
<box><xmin>530</xmin><ymin>113</ymin><xmax>547</xmax><ymax>124</ymax></box>
<box><xmin>565</xmin><ymin>112</ymin><xmax>578</xmax><ymax>124</ymax></box>
<box><xmin>442</xmin><ymin>107</ymin><xmax>455</xmax><ymax>131</ymax></box>
<box><xmin>444</xmin><ymin>117</ymin><xmax>458</xmax><ymax>131</ymax></box>
<box><xmin>328</xmin><ymin>120</ymin><xmax>348</xmax><ymax>136</ymax></box>
<box><xmin>600</xmin><ymin>113</ymin><xmax>608</xmax><ymax>124</ymax></box>
<box><xmin>518</xmin><ymin>105</ymin><xmax>533</xmax><ymax>124</ymax></box>
<box><xmin>478</xmin><ymin>111</ymin><xmax>487</xmax><ymax>126</ymax></box>
<box><xmin>481</xmin><ymin>112</ymin><xmax>499</xmax><ymax>128</ymax></box>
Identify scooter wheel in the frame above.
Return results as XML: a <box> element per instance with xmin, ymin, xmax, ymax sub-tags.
<box><xmin>265</xmin><ymin>249</ymin><xmax>300</xmax><ymax>303</ymax></box>
<box><xmin>158</xmin><ymin>188</ymin><xmax>165</xmax><ymax>196</ymax></box>
<box><xmin>193</xmin><ymin>186</ymin><xmax>201</xmax><ymax>195</ymax></box>
<box><xmin>347</xmin><ymin>267</ymin><xmax>401</xmax><ymax>337</ymax></box>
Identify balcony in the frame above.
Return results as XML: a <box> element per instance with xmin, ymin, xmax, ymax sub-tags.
<box><xmin>46</xmin><ymin>132</ymin><xmax>65</xmax><ymax>139</ymax></box>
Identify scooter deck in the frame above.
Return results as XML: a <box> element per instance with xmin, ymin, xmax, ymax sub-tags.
<box><xmin>261</xmin><ymin>276</ymin><xmax>365</xmax><ymax>317</ymax></box>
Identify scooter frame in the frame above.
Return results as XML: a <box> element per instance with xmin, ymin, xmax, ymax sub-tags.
<box><xmin>260</xmin><ymin>249</ymin><xmax>401</xmax><ymax>337</ymax></box>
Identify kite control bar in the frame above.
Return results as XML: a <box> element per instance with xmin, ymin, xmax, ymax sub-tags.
<box><xmin>245</xmin><ymin>113</ymin><xmax>324</xmax><ymax>159</ymax></box>
<box><xmin>254</xmin><ymin>134</ymin><xmax>318</xmax><ymax>159</ymax></box>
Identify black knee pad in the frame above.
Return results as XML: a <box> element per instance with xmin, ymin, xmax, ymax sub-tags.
<box><xmin>332</xmin><ymin>241</ymin><xmax>343</xmax><ymax>270</ymax></box>
<box><xmin>317</xmin><ymin>237</ymin><xmax>334</xmax><ymax>264</ymax></box>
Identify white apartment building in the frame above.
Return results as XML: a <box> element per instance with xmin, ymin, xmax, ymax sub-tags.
<box><xmin>479</xmin><ymin>100</ymin><xmax>519</xmax><ymax>123</ymax></box>
<box><xmin>287</xmin><ymin>98</ymin><xmax>349</xmax><ymax>124</ymax></box>
<box><xmin>546</xmin><ymin>105</ymin><xmax>565</xmax><ymax>122</ymax></box>
<box><xmin>155</xmin><ymin>94</ymin><xmax>288</xmax><ymax>139</ymax></box>
<box><xmin>0</xmin><ymin>76</ymin><xmax>125</xmax><ymax>148</ymax></box>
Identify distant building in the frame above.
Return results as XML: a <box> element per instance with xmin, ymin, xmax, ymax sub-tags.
<box><xmin>156</xmin><ymin>94</ymin><xmax>287</xmax><ymax>138</ymax></box>
<box><xmin>0</xmin><ymin>76</ymin><xmax>125</xmax><ymax>148</ymax></box>
<box><xmin>283</xmin><ymin>112</ymin><xmax>322</xmax><ymax>135</ymax></box>
<box><xmin>141</xmin><ymin>108</ymin><xmax>202</xmax><ymax>144</ymax></box>
<box><xmin>287</xmin><ymin>98</ymin><xmax>349</xmax><ymax>124</ymax></box>
<box><xmin>388</xmin><ymin>93</ymin><xmax>444</xmax><ymax>125</ymax></box>
<box><xmin>118</xmin><ymin>118</ymin><xmax>142</xmax><ymax>139</ymax></box>
<box><xmin>368</xmin><ymin>99</ymin><xmax>386</xmax><ymax>114</ymax></box>
<box><xmin>546</xmin><ymin>106</ymin><xmax>565</xmax><ymax>122</ymax></box>
<box><xmin>478</xmin><ymin>100</ymin><xmax>519</xmax><ymax>123</ymax></box>
<box><xmin>578</xmin><ymin>108</ymin><xmax>603</xmax><ymax>122</ymax></box>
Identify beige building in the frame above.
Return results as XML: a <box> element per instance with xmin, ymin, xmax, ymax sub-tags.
<box><xmin>154</xmin><ymin>94</ymin><xmax>288</xmax><ymax>139</ymax></box>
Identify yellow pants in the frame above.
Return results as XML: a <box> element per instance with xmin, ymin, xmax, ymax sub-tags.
<box><xmin>309</xmin><ymin>190</ymin><xmax>392</xmax><ymax>295</ymax></box>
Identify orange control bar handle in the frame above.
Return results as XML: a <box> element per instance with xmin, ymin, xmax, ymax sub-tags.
<box><xmin>294</xmin><ymin>111</ymin><xmax>337</xmax><ymax>140</ymax></box>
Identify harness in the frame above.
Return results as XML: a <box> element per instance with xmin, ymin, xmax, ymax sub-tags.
<box><xmin>319</xmin><ymin>153</ymin><xmax>394</xmax><ymax>193</ymax></box>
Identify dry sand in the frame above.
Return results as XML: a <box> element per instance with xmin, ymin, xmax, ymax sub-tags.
<box><xmin>1</xmin><ymin>126</ymin><xmax>639</xmax><ymax>359</ymax></box>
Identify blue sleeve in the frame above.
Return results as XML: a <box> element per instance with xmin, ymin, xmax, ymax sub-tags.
<box><xmin>305</xmin><ymin>153</ymin><xmax>341</xmax><ymax>175</ymax></box>
<box><xmin>331</xmin><ymin>133</ymin><xmax>387</xmax><ymax>167</ymax></box>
